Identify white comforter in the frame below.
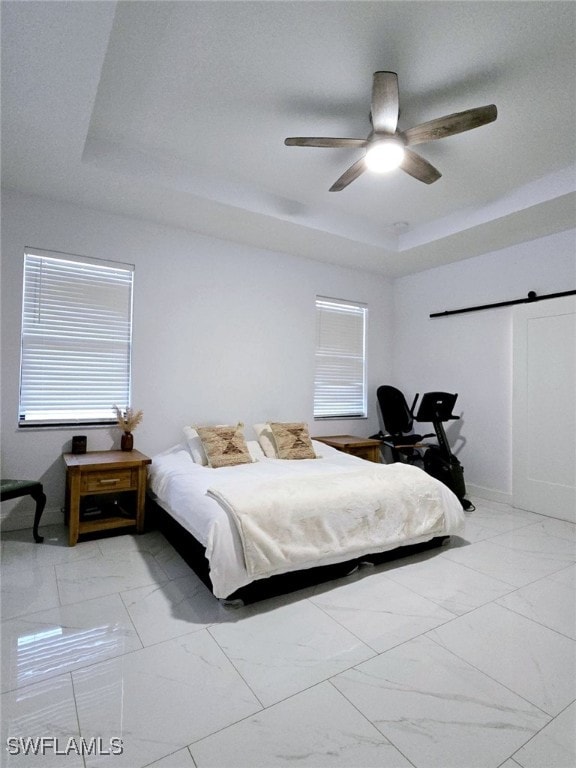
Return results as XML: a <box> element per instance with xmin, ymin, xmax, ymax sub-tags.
<box><xmin>149</xmin><ymin>442</ymin><xmax>465</xmax><ymax>598</ymax></box>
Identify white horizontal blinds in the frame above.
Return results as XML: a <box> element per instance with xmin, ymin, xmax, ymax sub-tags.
<box><xmin>19</xmin><ymin>249</ymin><xmax>134</xmax><ymax>426</ymax></box>
<box><xmin>314</xmin><ymin>296</ymin><xmax>367</xmax><ymax>419</ymax></box>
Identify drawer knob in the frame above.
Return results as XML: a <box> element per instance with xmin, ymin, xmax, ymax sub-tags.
<box><xmin>99</xmin><ymin>478</ymin><xmax>120</xmax><ymax>485</ymax></box>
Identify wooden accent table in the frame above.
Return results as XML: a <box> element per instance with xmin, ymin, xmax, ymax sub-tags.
<box><xmin>313</xmin><ymin>435</ymin><xmax>381</xmax><ymax>463</ymax></box>
<box><xmin>63</xmin><ymin>450</ymin><xmax>151</xmax><ymax>546</ymax></box>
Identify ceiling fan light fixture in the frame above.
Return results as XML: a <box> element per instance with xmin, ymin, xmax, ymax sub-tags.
<box><xmin>365</xmin><ymin>137</ymin><xmax>405</xmax><ymax>173</ymax></box>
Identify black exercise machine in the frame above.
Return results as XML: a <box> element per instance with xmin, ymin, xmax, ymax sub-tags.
<box><xmin>373</xmin><ymin>386</ymin><xmax>472</xmax><ymax>510</ymax></box>
<box><xmin>373</xmin><ymin>385</ymin><xmax>435</xmax><ymax>465</ymax></box>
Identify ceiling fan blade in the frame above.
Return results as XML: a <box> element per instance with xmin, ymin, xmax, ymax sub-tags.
<box><xmin>284</xmin><ymin>137</ymin><xmax>367</xmax><ymax>148</ymax></box>
<box><xmin>403</xmin><ymin>104</ymin><xmax>497</xmax><ymax>146</ymax></box>
<box><xmin>370</xmin><ymin>71</ymin><xmax>399</xmax><ymax>134</ymax></box>
<box><xmin>401</xmin><ymin>149</ymin><xmax>442</xmax><ymax>184</ymax></box>
<box><xmin>329</xmin><ymin>157</ymin><xmax>366</xmax><ymax>192</ymax></box>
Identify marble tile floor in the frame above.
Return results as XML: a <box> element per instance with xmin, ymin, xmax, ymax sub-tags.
<box><xmin>1</xmin><ymin>498</ymin><xmax>574</xmax><ymax>768</ymax></box>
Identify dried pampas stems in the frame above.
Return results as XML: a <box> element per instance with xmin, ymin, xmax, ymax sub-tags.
<box><xmin>113</xmin><ymin>405</ymin><xmax>143</xmax><ymax>432</ymax></box>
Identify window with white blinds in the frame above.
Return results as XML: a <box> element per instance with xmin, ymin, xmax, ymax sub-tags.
<box><xmin>314</xmin><ymin>296</ymin><xmax>367</xmax><ymax>419</ymax></box>
<box><xmin>18</xmin><ymin>248</ymin><xmax>134</xmax><ymax>427</ymax></box>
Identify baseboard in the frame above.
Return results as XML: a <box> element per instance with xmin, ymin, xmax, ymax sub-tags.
<box><xmin>466</xmin><ymin>484</ymin><xmax>513</xmax><ymax>506</ymax></box>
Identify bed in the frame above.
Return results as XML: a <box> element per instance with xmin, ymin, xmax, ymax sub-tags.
<box><xmin>148</xmin><ymin>435</ymin><xmax>465</xmax><ymax>603</ymax></box>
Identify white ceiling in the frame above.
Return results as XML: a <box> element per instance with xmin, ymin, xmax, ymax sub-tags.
<box><xmin>2</xmin><ymin>1</ymin><xmax>575</xmax><ymax>277</ymax></box>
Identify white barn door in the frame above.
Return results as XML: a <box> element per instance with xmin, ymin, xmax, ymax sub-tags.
<box><xmin>512</xmin><ymin>295</ymin><xmax>576</xmax><ymax>521</ymax></box>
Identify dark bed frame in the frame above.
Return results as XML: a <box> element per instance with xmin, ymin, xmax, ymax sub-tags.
<box><xmin>147</xmin><ymin>496</ymin><xmax>449</xmax><ymax>604</ymax></box>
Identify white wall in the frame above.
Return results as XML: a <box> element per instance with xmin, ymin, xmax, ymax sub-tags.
<box><xmin>3</xmin><ymin>189</ymin><xmax>573</xmax><ymax>530</ymax></box>
<box><xmin>391</xmin><ymin>231</ymin><xmax>576</xmax><ymax>502</ymax></box>
<box><xmin>1</xmin><ymin>190</ymin><xmax>393</xmax><ymax>529</ymax></box>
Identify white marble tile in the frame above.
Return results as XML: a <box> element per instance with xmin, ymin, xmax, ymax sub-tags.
<box><xmin>72</xmin><ymin>630</ymin><xmax>261</xmax><ymax>768</ymax></box>
<box><xmin>1</xmin><ymin>497</ymin><xmax>574</xmax><ymax>768</ymax></box>
<box><xmin>512</xmin><ymin>701</ymin><xmax>576</xmax><ymax>768</ymax></box>
<box><xmin>309</xmin><ymin>569</ymin><xmax>454</xmax><ymax>652</ymax></box>
<box><xmin>151</xmin><ymin>543</ymin><xmax>196</xmax><ymax>579</ymax></box>
<box><xmin>464</xmin><ymin>504</ymin><xmax>542</xmax><ymax>534</ymax></box>
<box><xmin>120</xmin><ymin>572</ymin><xmax>226</xmax><ymax>646</ymax></box>
<box><xmin>97</xmin><ymin>530</ymin><xmax>194</xmax><ymax>578</ymax></box>
<box><xmin>450</xmin><ymin>523</ymin><xmax>501</xmax><ymax>544</ymax></box>
<box><xmin>145</xmin><ymin>748</ymin><xmax>196</xmax><ymax>767</ymax></box>
<box><xmin>96</xmin><ymin>530</ymin><xmax>170</xmax><ymax>557</ymax></box>
<box><xmin>1</xmin><ymin>594</ymin><xmax>142</xmax><ymax>692</ymax></box>
<box><xmin>1</xmin><ymin>674</ymin><xmax>84</xmax><ymax>767</ymax></box>
<box><xmin>468</xmin><ymin>498</ymin><xmax>517</xmax><ymax>513</ymax></box>
<box><xmin>1</xmin><ymin>525</ymin><xmax>102</xmax><ymax>569</ymax></box>
<box><xmin>455</xmin><ymin>502</ymin><xmax>539</xmax><ymax>544</ymax></box>
<box><xmin>333</xmin><ymin>635</ymin><xmax>550</xmax><ymax>768</ymax></box>
<box><xmin>384</xmin><ymin>553</ymin><xmax>515</xmax><ymax>615</ymax></box>
<box><xmin>522</xmin><ymin>516</ymin><xmax>576</xmax><ymax>544</ymax></box>
<box><xmin>441</xmin><ymin>536</ymin><xmax>572</xmax><ymax>587</ymax></box>
<box><xmin>189</xmin><ymin>681</ymin><xmax>413</xmax><ymax>767</ymax></box>
<box><xmin>487</xmin><ymin>524</ymin><xmax>576</xmax><ymax>561</ymax></box>
<box><xmin>547</xmin><ymin>562</ymin><xmax>576</xmax><ymax>588</ymax></box>
<box><xmin>55</xmin><ymin>550</ymin><xmax>170</xmax><ymax>605</ymax></box>
<box><xmin>428</xmin><ymin>603</ymin><xmax>576</xmax><ymax>716</ymax></box>
<box><xmin>208</xmin><ymin>598</ymin><xmax>374</xmax><ymax>706</ymax></box>
<box><xmin>496</xmin><ymin>566</ymin><xmax>576</xmax><ymax>639</ymax></box>
<box><xmin>0</xmin><ymin>564</ymin><xmax>60</xmax><ymax>620</ymax></box>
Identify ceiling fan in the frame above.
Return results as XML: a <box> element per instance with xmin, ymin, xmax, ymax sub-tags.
<box><xmin>284</xmin><ymin>71</ymin><xmax>497</xmax><ymax>191</ymax></box>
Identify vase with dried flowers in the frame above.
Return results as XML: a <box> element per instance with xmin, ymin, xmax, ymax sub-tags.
<box><xmin>114</xmin><ymin>405</ymin><xmax>143</xmax><ymax>451</ymax></box>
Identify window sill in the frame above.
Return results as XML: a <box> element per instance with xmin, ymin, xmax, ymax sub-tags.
<box><xmin>17</xmin><ymin>422</ymin><xmax>116</xmax><ymax>432</ymax></box>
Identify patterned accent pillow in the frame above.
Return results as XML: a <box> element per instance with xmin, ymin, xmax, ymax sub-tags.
<box><xmin>268</xmin><ymin>422</ymin><xmax>316</xmax><ymax>460</ymax></box>
<box><xmin>195</xmin><ymin>424</ymin><xmax>252</xmax><ymax>468</ymax></box>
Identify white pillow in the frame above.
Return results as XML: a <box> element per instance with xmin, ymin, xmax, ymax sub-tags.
<box><xmin>253</xmin><ymin>422</ymin><xmax>278</xmax><ymax>458</ymax></box>
<box><xmin>246</xmin><ymin>440</ymin><xmax>265</xmax><ymax>461</ymax></box>
<box><xmin>182</xmin><ymin>426</ymin><xmax>209</xmax><ymax>465</ymax></box>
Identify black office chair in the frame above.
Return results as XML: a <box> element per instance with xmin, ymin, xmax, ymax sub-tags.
<box><xmin>374</xmin><ymin>385</ymin><xmax>435</xmax><ymax>464</ymax></box>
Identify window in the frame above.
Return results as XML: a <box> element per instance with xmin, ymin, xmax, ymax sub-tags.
<box><xmin>19</xmin><ymin>248</ymin><xmax>134</xmax><ymax>427</ymax></box>
<box><xmin>314</xmin><ymin>296</ymin><xmax>367</xmax><ymax>419</ymax></box>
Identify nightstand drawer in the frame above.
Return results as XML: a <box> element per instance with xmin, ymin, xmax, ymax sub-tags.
<box><xmin>81</xmin><ymin>468</ymin><xmax>136</xmax><ymax>493</ymax></box>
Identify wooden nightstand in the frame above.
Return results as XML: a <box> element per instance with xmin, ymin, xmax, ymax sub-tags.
<box><xmin>63</xmin><ymin>450</ymin><xmax>151</xmax><ymax>546</ymax></box>
<box><xmin>313</xmin><ymin>435</ymin><xmax>381</xmax><ymax>463</ymax></box>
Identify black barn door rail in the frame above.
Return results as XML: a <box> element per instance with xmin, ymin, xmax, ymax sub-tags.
<box><xmin>430</xmin><ymin>289</ymin><xmax>576</xmax><ymax>319</ymax></box>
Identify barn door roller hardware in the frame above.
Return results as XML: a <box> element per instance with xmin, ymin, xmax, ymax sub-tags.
<box><xmin>430</xmin><ymin>289</ymin><xmax>576</xmax><ymax>319</ymax></box>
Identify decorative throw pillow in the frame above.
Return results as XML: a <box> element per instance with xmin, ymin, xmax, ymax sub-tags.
<box><xmin>268</xmin><ymin>422</ymin><xmax>316</xmax><ymax>460</ymax></box>
<box><xmin>195</xmin><ymin>424</ymin><xmax>252</xmax><ymax>468</ymax></box>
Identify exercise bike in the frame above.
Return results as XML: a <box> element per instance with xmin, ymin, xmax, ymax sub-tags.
<box><xmin>414</xmin><ymin>392</ymin><xmax>472</xmax><ymax>510</ymax></box>
<box><xmin>373</xmin><ymin>386</ymin><xmax>473</xmax><ymax>510</ymax></box>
